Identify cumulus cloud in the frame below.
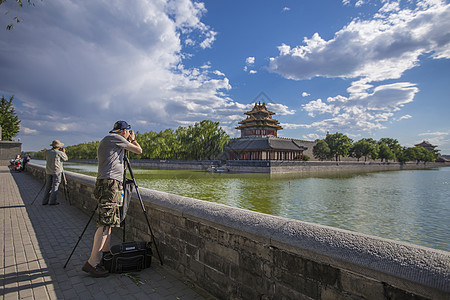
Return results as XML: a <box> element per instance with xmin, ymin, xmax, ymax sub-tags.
<box><xmin>269</xmin><ymin>0</ymin><xmax>450</xmax><ymax>134</ymax></box>
<box><xmin>0</xmin><ymin>0</ymin><xmax>238</xmax><ymax>148</ymax></box>
<box><xmin>269</xmin><ymin>1</ymin><xmax>450</xmax><ymax>82</ymax></box>
<box><xmin>267</xmin><ymin>103</ymin><xmax>295</xmax><ymax>115</ymax></box>
<box><xmin>397</xmin><ymin>114</ymin><xmax>412</xmax><ymax>121</ymax></box>
<box><xmin>302</xmin><ymin>92</ymin><xmax>310</xmax><ymax>97</ymax></box>
<box><xmin>303</xmin><ymin>133</ymin><xmax>321</xmax><ymax>140</ymax></box>
<box><xmin>418</xmin><ymin>131</ymin><xmax>449</xmax><ymax>136</ymax></box>
<box><xmin>244</xmin><ymin>56</ymin><xmax>256</xmax><ymax>73</ymax></box>
<box><xmin>246</xmin><ymin>57</ymin><xmax>255</xmax><ymax>65</ymax></box>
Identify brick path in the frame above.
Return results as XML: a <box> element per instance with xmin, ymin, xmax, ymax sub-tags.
<box><xmin>0</xmin><ymin>166</ymin><xmax>210</xmax><ymax>300</ymax></box>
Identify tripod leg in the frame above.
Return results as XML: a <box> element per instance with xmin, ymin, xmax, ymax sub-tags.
<box><xmin>64</xmin><ymin>204</ymin><xmax>98</xmax><ymax>268</ymax></box>
<box><xmin>62</xmin><ymin>172</ymin><xmax>71</xmax><ymax>205</ymax></box>
<box><xmin>124</xmin><ymin>156</ymin><xmax>164</xmax><ymax>265</ymax></box>
<box><xmin>135</xmin><ymin>187</ymin><xmax>164</xmax><ymax>265</ymax></box>
<box><xmin>30</xmin><ymin>181</ymin><xmax>46</xmax><ymax>206</ymax></box>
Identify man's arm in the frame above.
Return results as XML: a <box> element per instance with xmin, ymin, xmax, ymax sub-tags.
<box><xmin>60</xmin><ymin>147</ymin><xmax>69</xmax><ymax>161</ymax></box>
<box><xmin>124</xmin><ymin>140</ymin><xmax>142</xmax><ymax>154</ymax></box>
<box><xmin>124</xmin><ymin>131</ymin><xmax>142</xmax><ymax>154</ymax></box>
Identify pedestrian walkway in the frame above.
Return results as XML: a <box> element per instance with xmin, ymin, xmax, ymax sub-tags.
<box><xmin>0</xmin><ymin>166</ymin><xmax>211</xmax><ymax>300</ymax></box>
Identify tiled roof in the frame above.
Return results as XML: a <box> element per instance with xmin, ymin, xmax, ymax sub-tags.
<box><xmin>226</xmin><ymin>136</ymin><xmax>308</xmax><ymax>151</ymax></box>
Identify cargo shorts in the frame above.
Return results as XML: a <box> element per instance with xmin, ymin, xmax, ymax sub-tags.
<box><xmin>94</xmin><ymin>179</ymin><xmax>121</xmax><ymax>227</ymax></box>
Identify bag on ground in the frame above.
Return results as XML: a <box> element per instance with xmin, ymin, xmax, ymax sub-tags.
<box><xmin>103</xmin><ymin>241</ymin><xmax>152</xmax><ymax>273</ymax></box>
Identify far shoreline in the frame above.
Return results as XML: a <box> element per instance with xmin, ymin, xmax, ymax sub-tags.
<box><xmin>64</xmin><ymin>158</ymin><xmax>449</xmax><ymax>174</ymax></box>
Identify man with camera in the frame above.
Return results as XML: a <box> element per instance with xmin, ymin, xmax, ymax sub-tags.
<box><xmin>82</xmin><ymin>121</ymin><xmax>142</xmax><ymax>277</ymax></box>
<box><xmin>42</xmin><ymin>140</ymin><xmax>68</xmax><ymax>206</ymax></box>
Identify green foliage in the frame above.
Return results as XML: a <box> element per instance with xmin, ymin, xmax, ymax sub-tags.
<box><xmin>412</xmin><ymin>146</ymin><xmax>435</xmax><ymax>163</ymax></box>
<box><xmin>378</xmin><ymin>143</ymin><xmax>395</xmax><ymax>162</ymax></box>
<box><xmin>48</xmin><ymin>120</ymin><xmax>230</xmax><ymax>161</ymax></box>
<box><xmin>324</xmin><ymin>132</ymin><xmax>353</xmax><ymax>161</ymax></box>
<box><xmin>33</xmin><ymin>149</ymin><xmax>45</xmax><ymax>159</ymax></box>
<box><xmin>0</xmin><ymin>95</ymin><xmax>21</xmax><ymax>141</ymax></box>
<box><xmin>378</xmin><ymin>138</ymin><xmax>402</xmax><ymax>160</ymax></box>
<box><xmin>312</xmin><ymin>139</ymin><xmax>331</xmax><ymax>161</ymax></box>
<box><xmin>176</xmin><ymin>120</ymin><xmax>229</xmax><ymax>160</ymax></box>
<box><xmin>65</xmin><ymin>141</ymin><xmax>99</xmax><ymax>159</ymax></box>
<box><xmin>350</xmin><ymin>138</ymin><xmax>378</xmax><ymax>161</ymax></box>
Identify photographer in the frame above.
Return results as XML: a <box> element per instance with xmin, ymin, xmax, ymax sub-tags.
<box><xmin>42</xmin><ymin>140</ymin><xmax>68</xmax><ymax>205</ymax></box>
<box><xmin>82</xmin><ymin>121</ymin><xmax>142</xmax><ymax>277</ymax></box>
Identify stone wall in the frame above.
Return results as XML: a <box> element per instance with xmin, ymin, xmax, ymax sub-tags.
<box><xmin>26</xmin><ymin>163</ymin><xmax>450</xmax><ymax>300</ymax></box>
<box><xmin>0</xmin><ymin>141</ymin><xmax>21</xmax><ymax>166</ymax></box>
<box><xmin>226</xmin><ymin>160</ymin><xmax>445</xmax><ymax>173</ymax></box>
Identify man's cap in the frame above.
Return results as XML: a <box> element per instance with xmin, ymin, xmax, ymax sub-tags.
<box><xmin>51</xmin><ymin>140</ymin><xmax>64</xmax><ymax>148</ymax></box>
<box><xmin>110</xmin><ymin>121</ymin><xmax>131</xmax><ymax>133</ymax></box>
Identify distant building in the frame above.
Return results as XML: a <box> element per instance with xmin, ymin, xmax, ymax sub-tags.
<box><xmin>226</xmin><ymin>102</ymin><xmax>309</xmax><ymax>161</ymax></box>
<box><xmin>414</xmin><ymin>141</ymin><xmax>437</xmax><ymax>151</ymax></box>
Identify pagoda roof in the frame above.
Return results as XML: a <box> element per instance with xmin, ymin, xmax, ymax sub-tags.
<box><xmin>236</xmin><ymin>102</ymin><xmax>283</xmax><ymax>130</ymax></box>
<box><xmin>244</xmin><ymin>102</ymin><xmax>275</xmax><ymax>116</ymax></box>
<box><xmin>226</xmin><ymin>136</ymin><xmax>308</xmax><ymax>151</ymax></box>
<box><xmin>414</xmin><ymin>141</ymin><xmax>437</xmax><ymax>149</ymax></box>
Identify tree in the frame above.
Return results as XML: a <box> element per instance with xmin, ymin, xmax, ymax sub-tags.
<box><xmin>312</xmin><ymin>140</ymin><xmax>331</xmax><ymax>161</ymax></box>
<box><xmin>177</xmin><ymin>120</ymin><xmax>229</xmax><ymax>160</ymax></box>
<box><xmin>413</xmin><ymin>146</ymin><xmax>435</xmax><ymax>163</ymax></box>
<box><xmin>378</xmin><ymin>138</ymin><xmax>402</xmax><ymax>161</ymax></box>
<box><xmin>351</xmin><ymin>138</ymin><xmax>379</xmax><ymax>161</ymax></box>
<box><xmin>0</xmin><ymin>95</ymin><xmax>21</xmax><ymax>141</ymax></box>
<box><xmin>324</xmin><ymin>132</ymin><xmax>353</xmax><ymax>161</ymax></box>
<box><xmin>378</xmin><ymin>143</ymin><xmax>395</xmax><ymax>162</ymax></box>
<box><xmin>1</xmin><ymin>0</ymin><xmax>36</xmax><ymax>30</ymax></box>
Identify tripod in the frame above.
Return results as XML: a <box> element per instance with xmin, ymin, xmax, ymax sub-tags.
<box><xmin>30</xmin><ymin>171</ymin><xmax>71</xmax><ymax>206</ymax></box>
<box><xmin>29</xmin><ymin>181</ymin><xmax>46</xmax><ymax>206</ymax></box>
<box><xmin>64</xmin><ymin>154</ymin><xmax>163</xmax><ymax>269</ymax></box>
<box><xmin>123</xmin><ymin>155</ymin><xmax>163</xmax><ymax>265</ymax></box>
<box><xmin>62</xmin><ymin>171</ymin><xmax>72</xmax><ymax>206</ymax></box>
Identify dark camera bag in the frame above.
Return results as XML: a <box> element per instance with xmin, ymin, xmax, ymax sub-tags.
<box><xmin>103</xmin><ymin>241</ymin><xmax>152</xmax><ymax>273</ymax></box>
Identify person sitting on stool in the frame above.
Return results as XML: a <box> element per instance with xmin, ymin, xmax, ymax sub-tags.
<box><xmin>42</xmin><ymin>140</ymin><xmax>68</xmax><ymax>206</ymax></box>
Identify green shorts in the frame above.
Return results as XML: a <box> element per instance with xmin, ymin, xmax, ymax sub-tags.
<box><xmin>94</xmin><ymin>179</ymin><xmax>121</xmax><ymax>227</ymax></box>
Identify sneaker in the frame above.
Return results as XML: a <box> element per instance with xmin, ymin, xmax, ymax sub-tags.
<box><xmin>49</xmin><ymin>202</ymin><xmax>60</xmax><ymax>206</ymax></box>
<box><xmin>82</xmin><ymin>261</ymin><xmax>109</xmax><ymax>277</ymax></box>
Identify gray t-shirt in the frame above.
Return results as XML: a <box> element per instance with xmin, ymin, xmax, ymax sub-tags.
<box><xmin>45</xmin><ymin>148</ymin><xmax>68</xmax><ymax>175</ymax></box>
<box><xmin>97</xmin><ymin>133</ymin><xmax>130</xmax><ymax>181</ymax></box>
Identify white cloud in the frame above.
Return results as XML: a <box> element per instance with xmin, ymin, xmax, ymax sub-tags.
<box><xmin>282</xmin><ymin>7</ymin><xmax>291</xmax><ymax>12</ymax></box>
<box><xmin>244</xmin><ymin>57</ymin><xmax>256</xmax><ymax>74</ymax></box>
<box><xmin>22</xmin><ymin>127</ymin><xmax>38</xmax><ymax>134</ymax></box>
<box><xmin>246</xmin><ymin>57</ymin><xmax>255</xmax><ymax>65</ymax></box>
<box><xmin>0</xmin><ymin>0</ymin><xmax>235</xmax><ymax>144</ymax></box>
<box><xmin>397</xmin><ymin>114</ymin><xmax>412</xmax><ymax>121</ymax></box>
<box><xmin>267</xmin><ymin>103</ymin><xmax>296</xmax><ymax>115</ymax></box>
<box><xmin>280</xmin><ymin>123</ymin><xmax>311</xmax><ymax>130</ymax></box>
<box><xmin>303</xmin><ymin>99</ymin><xmax>340</xmax><ymax>117</ymax></box>
<box><xmin>302</xmin><ymin>92</ymin><xmax>310</xmax><ymax>97</ymax></box>
<box><xmin>270</xmin><ymin>1</ymin><xmax>449</xmax><ymax>134</ymax></box>
<box><xmin>269</xmin><ymin>1</ymin><xmax>450</xmax><ymax>82</ymax></box>
<box><xmin>418</xmin><ymin>131</ymin><xmax>449</xmax><ymax>136</ymax></box>
<box><xmin>303</xmin><ymin>133</ymin><xmax>321</xmax><ymax>140</ymax></box>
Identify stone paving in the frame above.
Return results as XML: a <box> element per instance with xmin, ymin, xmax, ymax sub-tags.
<box><xmin>0</xmin><ymin>166</ymin><xmax>211</xmax><ymax>300</ymax></box>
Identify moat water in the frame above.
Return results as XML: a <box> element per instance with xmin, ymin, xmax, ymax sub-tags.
<box><xmin>34</xmin><ymin>161</ymin><xmax>450</xmax><ymax>252</ymax></box>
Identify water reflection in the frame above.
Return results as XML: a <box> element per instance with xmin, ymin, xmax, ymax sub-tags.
<box><xmin>31</xmin><ymin>160</ymin><xmax>450</xmax><ymax>251</ymax></box>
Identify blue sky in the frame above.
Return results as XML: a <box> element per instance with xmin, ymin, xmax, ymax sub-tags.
<box><xmin>1</xmin><ymin>0</ymin><xmax>449</xmax><ymax>154</ymax></box>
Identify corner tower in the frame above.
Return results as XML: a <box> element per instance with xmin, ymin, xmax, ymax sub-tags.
<box><xmin>235</xmin><ymin>102</ymin><xmax>283</xmax><ymax>137</ymax></box>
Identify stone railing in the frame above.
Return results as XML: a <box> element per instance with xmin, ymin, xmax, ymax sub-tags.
<box><xmin>26</xmin><ymin>163</ymin><xmax>450</xmax><ymax>300</ymax></box>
